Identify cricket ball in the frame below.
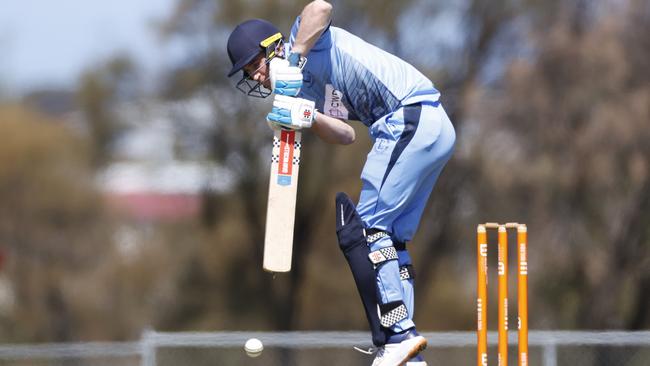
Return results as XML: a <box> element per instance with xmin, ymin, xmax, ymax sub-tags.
<box><xmin>244</xmin><ymin>338</ymin><xmax>263</xmax><ymax>357</ymax></box>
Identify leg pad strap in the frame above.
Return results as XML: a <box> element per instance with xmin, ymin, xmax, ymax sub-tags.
<box><xmin>399</xmin><ymin>264</ymin><xmax>415</xmax><ymax>280</ymax></box>
<box><xmin>366</xmin><ymin>230</ymin><xmax>390</xmax><ymax>243</ymax></box>
<box><xmin>368</xmin><ymin>246</ymin><xmax>399</xmax><ymax>265</ymax></box>
<box><xmin>379</xmin><ymin>301</ymin><xmax>409</xmax><ymax>328</ymax></box>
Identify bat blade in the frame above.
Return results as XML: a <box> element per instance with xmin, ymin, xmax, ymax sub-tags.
<box><xmin>263</xmin><ymin>129</ymin><xmax>301</xmax><ymax>273</ymax></box>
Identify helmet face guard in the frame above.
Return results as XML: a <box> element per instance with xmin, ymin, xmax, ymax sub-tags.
<box><xmin>236</xmin><ymin>71</ymin><xmax>272</xmax><ymax>98</ymax></box>
<box><xmin>234</xmin><ymin>32</ymin><xmax>284</xmax><ymax>98</ymax></box>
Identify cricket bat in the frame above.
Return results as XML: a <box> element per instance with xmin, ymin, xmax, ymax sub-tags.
<box><xmin>263</xmin><ymin>128</ymin><xmax>302</xmax><ymax>272</ymax></box>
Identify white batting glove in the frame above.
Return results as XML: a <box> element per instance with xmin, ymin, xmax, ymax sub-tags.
<box><xmin>269</xmin><ymin>57</ymin><xmax>303</xmax><ymax>96</ymax></box>
<box><xmin>266</xmin><ymin>95</ymin><xmax>315</xmax><ymax>130</ymax></box>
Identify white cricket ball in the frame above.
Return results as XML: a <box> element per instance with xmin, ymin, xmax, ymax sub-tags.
<box><xmin>244</xmin><ymin>338</ymin><xmax>263</xmax><ymax>357</ymax></box>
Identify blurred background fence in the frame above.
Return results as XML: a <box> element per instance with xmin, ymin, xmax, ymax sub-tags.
<box><xmin>0</xmin><ymin>330</ymin><xmax>648</xmax><ymax>366</ymax></box>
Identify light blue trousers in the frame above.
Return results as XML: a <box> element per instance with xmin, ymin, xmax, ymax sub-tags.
<box><xmin>356</xmin><ymin>101</ymin><xmax>456</xmax><ymax>332</ymax></box>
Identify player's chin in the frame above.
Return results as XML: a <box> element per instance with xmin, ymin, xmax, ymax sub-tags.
<box><xmin>262</xmin><ymin>80</ymin><xmax>271</xmax><ymax>89</ymax></box>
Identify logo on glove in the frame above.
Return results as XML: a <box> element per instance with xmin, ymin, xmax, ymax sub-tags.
<box><xmin>301</xmin><ymin>106</ymin><xmax>312</xmax><ymax>121</ymax></box>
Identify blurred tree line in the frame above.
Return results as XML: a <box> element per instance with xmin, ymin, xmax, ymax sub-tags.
<box><xmin>0</xmin><ymin>0</ymin><xmax>648</xmax><ymax>343</ymax></box>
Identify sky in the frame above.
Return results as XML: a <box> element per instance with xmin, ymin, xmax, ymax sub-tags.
<box><xmin>0</xmin><ymin>0</ymin><xmax>177</xmax><ymax>95</ymax></box>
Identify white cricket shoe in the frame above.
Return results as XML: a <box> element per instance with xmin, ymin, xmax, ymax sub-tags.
<box><xmin>371</xmin><ymin>330</ymin><xmax>427</xmax><ymax>366</ymax></box>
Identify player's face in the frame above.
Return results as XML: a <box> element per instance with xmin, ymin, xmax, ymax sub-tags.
<box><xmin>243</xmin><ymin>53</ymin><xmax>271</xmax><ymax>89</ymax></box>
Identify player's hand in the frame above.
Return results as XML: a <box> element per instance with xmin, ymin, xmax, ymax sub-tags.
<box><xmin>266</xmin><ymin>95</ymin><xmax>315</xmax><ymax>130</ymax></box>
<box><xmin>269</xmin><ymin>57</ymin><xmax>303</xmax><ymax>96</ymax></box>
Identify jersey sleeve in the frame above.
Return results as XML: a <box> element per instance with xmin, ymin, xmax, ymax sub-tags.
<box><xmin>289</xmin><ymin>16</ymin><xmax>332</xmax><ymax>52</ymax></box>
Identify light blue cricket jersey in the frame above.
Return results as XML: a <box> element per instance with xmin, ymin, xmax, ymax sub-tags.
<box><xmin>289</xmin><ymin>17</ymin><xmax>440</xmax><ymax>127</ymax></box>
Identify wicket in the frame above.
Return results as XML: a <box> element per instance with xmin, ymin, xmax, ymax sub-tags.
<box><xmin>477</xmin><ymin>223</ymin><xmax>528</xmax><ymax>366</ymax></box>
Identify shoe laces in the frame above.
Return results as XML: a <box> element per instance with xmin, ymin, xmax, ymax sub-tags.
<box><xmin>353</xmin><ymin>345</ymin><xmax>379</xmax><ymax>355</ymax></box>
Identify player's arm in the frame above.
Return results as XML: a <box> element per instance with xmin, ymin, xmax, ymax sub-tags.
<box><xmin>271</xmin><ymin>1</ymin><xmax>331</xmax><ymax>94</ymax></box>
<box><xmin>291</xmin><ymin>0</ymin><xmax>332</xmax><ymax>57</ymax></box>
<box><xmin>312</xmin><ymin>111</ymin><xmax>355</xmax><ymax>145</ymax></box>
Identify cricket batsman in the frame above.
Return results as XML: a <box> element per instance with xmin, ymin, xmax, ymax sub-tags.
<box><xmin>226</xmin><ymin>1</ymin><xmax>455</xmax><ymax>365</ymax></box>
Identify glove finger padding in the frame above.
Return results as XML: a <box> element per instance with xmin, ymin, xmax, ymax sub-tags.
<box><xmin>267</xmin><ymin>95</ymin><xmax>315</xmax><ymax>129</ymax></box>
<box><xmin>269</xmin><ymin>57</ymin><xmax>303</xmax><ymax>96</ymax></box>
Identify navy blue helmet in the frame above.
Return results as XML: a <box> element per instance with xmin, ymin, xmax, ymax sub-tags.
<box><xmin>227</xmin><ymin>19</ymin><xmax>284</xmax><ymax>97</ymax></box>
